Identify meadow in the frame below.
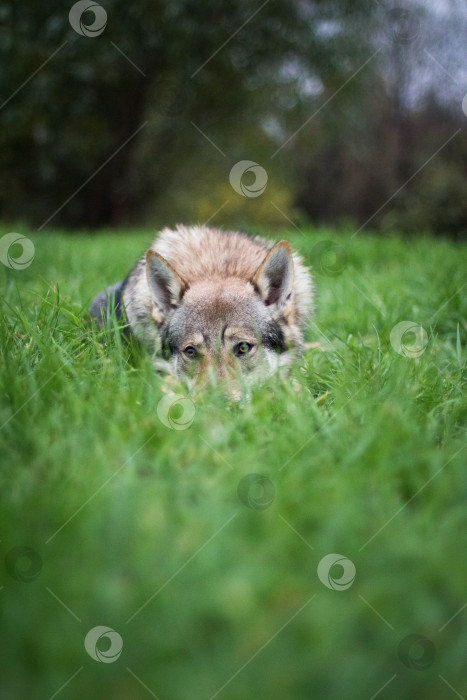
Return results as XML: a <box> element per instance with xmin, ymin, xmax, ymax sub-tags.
<box><xmin>0</xmin><ymin>225</ymin><xmax>465</xmax><ymax>700</ymax></box>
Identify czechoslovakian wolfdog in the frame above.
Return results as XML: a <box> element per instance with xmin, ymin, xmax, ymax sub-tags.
<box><xmin>90</xmin><ymin>225</ymin><xmax>313</xmax><ymax>391</ymax></box>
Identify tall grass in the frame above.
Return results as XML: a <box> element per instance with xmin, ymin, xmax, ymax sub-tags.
<box><xmin>0</xmin><ymin>225</ymin><xmax>465</xmax><ymax>700</ymax></box>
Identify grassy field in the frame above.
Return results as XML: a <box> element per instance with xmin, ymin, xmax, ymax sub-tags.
<box><xmin>0</xmin><ymin>224</ymin><xmax>466</xmax><ymax>700</ymax></box>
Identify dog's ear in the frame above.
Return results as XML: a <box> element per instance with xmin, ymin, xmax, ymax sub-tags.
<box><xmin>146</xmin><ymin>250</ymin><xmax>187</xmax><ymax>315</ymax></box>
<box><xmin>252</xmin><ymin>241</ymin><xmax>294</xmax><ymax>314</ymax></box>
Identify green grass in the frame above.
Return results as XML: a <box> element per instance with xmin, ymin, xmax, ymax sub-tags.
<box><xmin>0</xmin><ymin>224</ymin><xmax>466</xmax><ymax>700</ymax></box>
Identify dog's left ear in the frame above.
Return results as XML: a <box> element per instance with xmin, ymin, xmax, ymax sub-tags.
<box><xmin>252</xmin><ymin>241</ymin><xmax>294</xmax><ymax>314</ymax></box>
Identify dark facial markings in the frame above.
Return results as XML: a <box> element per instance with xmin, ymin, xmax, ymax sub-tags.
<box><xmin>160</xmin><ymin>324</ymin><xmax>176</xmax><ymax>359</ymax></box>
<box><xmin>260</xmin><ymin>321</ymin><xmax>287</xmax><ymax>352</ymax></box>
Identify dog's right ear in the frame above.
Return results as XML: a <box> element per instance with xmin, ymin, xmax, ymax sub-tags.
<box><xmin>252</xmin><ymin>241</ymin><xmax>293</xmax><ymax>316</ymax></box>
<box><xmin>146</xmin><ymin>251</ymin><xmax>187</xmax><ymax>317</ymax></box>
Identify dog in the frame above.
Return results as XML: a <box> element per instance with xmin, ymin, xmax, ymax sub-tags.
<box><xmin>90</xmin><ymin>225</ymin><xmax>313</xmax><ymax>390</ymax></box>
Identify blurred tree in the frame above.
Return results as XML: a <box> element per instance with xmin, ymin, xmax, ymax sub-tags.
<box><xmin>0</xmin><ymin>0</ymin><xmax>375</xmax><ymax>229</ymax></box>
<box><xmin>0</xmin><ymin>0</ymin><xmax>465</xmax><ymax>236</ymax></box>
<box><xmin>292</xmin><ymin>0</ymin><xmax>467</xmax><ymax>238</ymax></box>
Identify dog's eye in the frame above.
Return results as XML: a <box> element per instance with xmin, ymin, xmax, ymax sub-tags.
<box><xmin>184</xmin><ymin>346</ymin><xmax>197</xmax><ymax>358</ymax></box>
<box><xmin>234</xmin><ymin>341</ymin><xmax>253</xmax><ymax>357</ymax></box>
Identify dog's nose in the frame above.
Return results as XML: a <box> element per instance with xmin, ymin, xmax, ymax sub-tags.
<box><xmin>215</xmin><ymin>362</ymin><xmax>238</xmax><ymax>386</ymax></box>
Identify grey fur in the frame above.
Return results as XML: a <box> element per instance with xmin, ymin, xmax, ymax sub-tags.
<box><xmin>89</xmin><ymin>281</ymin><xmax>126</xmax><ymax>325</ymax></box>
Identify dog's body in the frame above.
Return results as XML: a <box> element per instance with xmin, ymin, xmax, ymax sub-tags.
<box><xmin>90</xmin><ymin>225</ymin><xmax>313</xmax><ymax>386</ymax></box>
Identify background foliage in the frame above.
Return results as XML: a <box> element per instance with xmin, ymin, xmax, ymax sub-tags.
<box><xmin>0</xmin><ymin>0</ymin><xmax>466</xmax><ymax>235</ymax></box>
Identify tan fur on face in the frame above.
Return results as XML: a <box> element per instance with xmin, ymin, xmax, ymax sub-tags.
<box><xmin>224</xmin><ymin>327</ymin><xmax>257</xmax><ymax>345</ymax></box>
<box><xmin>180</xmin><ymin>331</ymin><xmax>204</xmax><ymax>349</ymax></box>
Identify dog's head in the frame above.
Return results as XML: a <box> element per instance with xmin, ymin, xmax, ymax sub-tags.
<box><xmin>146</xmin><ymin>241</ymin><xmax>299</xmax><ymax>389</ymax></box>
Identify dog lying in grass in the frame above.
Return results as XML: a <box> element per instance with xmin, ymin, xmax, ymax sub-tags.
<box><xmin>90</xmin><ymin>225</ymin><xmax>313</xmax><ymax>390</ymax></box>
